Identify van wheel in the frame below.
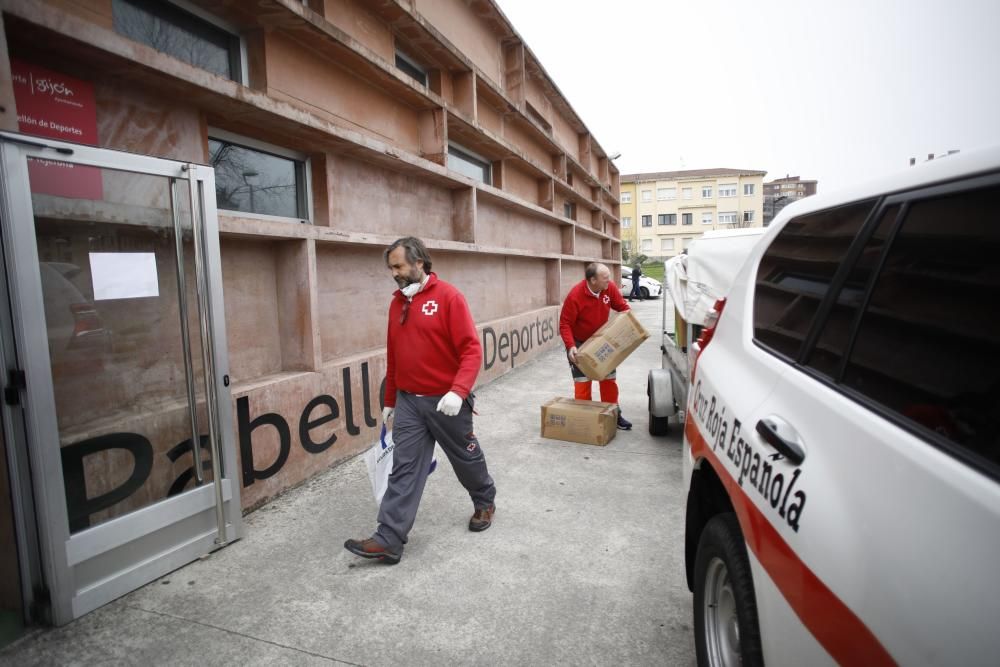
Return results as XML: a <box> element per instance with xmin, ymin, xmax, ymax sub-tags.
<box><xmin>694</xmin><ymin>513</ymin><xmax>763</xmax><ymax>667</ymax></box>
<box><xmin>649</xmin><ymin>413</ymin><xmax>669</xmax><ymax>436</ymax></box>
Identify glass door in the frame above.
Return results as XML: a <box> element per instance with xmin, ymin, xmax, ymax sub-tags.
<box><xmin>0</xmin><ymin>132</ymin><xmax>241</xmax><ymax>625</ymax></box>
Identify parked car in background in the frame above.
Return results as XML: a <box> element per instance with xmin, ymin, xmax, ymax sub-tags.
<box><xmin>683</xmin><ymin>147</ymin><xmax>1000</xmax><ymax>666</ymax></box>
<box><xmin>620</xmin><ymin>267</ymin><xmax>662</xmax><ymax>299</ymax></box>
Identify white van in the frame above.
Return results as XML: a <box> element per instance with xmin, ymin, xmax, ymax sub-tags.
<box><xmin>683</xmin><ymin>148</ymin><xmax>1000</xmax><ymax>666</ymax></box>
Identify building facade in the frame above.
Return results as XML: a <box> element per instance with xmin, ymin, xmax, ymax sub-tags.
<box><xmin>0</xmin><ymin>0</ymin><xmax>621</xmax><ymax>628</ymax></box>
<box><xmin>618</xmin><ymin>180</ymin><xmax>638</xmax><ymax>258</ymax></box>
<box><xmin>621</xmin><ymin>168</ymin><xmax>765</xmax><ymax>260</ymax></box>
<box><xmin>763</xmin><ymin>175</ymin><xmax>818</xmax><ymax>225</ymax></box>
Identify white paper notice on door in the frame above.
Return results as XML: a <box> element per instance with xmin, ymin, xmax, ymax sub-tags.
<box><xmin>89</xmin><ymin>252</ymin><xmax>159</xmax><ymax>300</ymax></box>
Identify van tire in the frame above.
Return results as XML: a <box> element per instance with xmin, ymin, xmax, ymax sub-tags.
<box><xmin>693</xmin><ymin>513</ymin><xmax>763</xmax><ymax>667</ymax></box>
<box><xmin>640</xmin><ymin>287</ymin><xmax>650</xmax><ymax>299</ymax></box>
<box><xmin>649</xmin><ymin>413</ymin><xmax>669</xmax><ymax>436</ymax></box>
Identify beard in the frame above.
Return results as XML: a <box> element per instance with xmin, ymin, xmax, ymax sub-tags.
<box><xmin>394</xmin><ymin>268</ymin><xmax>423</xmax><ymax>289</ymax></box>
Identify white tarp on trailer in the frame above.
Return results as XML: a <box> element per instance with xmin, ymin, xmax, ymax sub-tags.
<box><xmin>665</xmin><ymin>228</ymin><xmax>767</xmax><ymax>326</ymax></box>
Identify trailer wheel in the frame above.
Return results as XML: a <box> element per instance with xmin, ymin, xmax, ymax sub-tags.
<box><xmin>649</xmin><ymin>412</ymin><xmax>669</xmax><ymax>436</ymax></box>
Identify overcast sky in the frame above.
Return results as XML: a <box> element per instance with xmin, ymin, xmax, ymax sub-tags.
<box><xmin>495</xmin><ymin>0</ymin><xmax>1000</xmax><ymax>192</ymax></box>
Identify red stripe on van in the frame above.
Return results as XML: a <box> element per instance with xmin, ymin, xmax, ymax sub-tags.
<box><xmin>686</xmin><ymin>418</ymin><xmax>897</xmax><ymax>667</ymax></box>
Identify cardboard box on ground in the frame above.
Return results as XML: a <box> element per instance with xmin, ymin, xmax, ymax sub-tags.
<box><xmin>540</xmin><ymin>398</ymin><xmax>618</xmax><ymax>446</ymax></box>
<box><xmin>575</xmin><ymin>310</ymin><xmax>650</xmax><ymax>381</ymax></box>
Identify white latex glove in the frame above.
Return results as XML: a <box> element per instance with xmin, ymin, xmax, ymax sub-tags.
<box><xmin>436</xmin><ymin>391</ymin><xmax>463</xmax><ymax>416</ymax></box>
<box><xmin>567</xmin><ymin>346</ymin><xmax>578</xmax><ymax>364</ymax></box>
<box><xmin>382</xmin><ymin>407</ymin><xmax>394</xmax><ymax>423</ymax></box>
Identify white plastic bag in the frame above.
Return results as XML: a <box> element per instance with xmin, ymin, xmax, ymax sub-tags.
<box><xmin>363</xmin><ymin>425</ymin><xmax>437</xmax><ymax>506</ymax></box>
<box><xmin>364</xmin><ymin>425</ymin><xmax>395</xmax><ymax>505</ymax></box>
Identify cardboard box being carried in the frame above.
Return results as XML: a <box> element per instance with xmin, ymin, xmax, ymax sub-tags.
<box><xmin>540</xmin><ymin>397</ymin><xmax>618</xmax><ymax>446</ymax></box>
<box><xmin>575</xmin><ymin>310</ymin><xmax>650</xmax><ymax>380</ymax></box>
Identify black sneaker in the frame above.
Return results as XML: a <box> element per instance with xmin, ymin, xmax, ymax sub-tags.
<box><xmin>344</xmin><ymin>537</ymin><xmax>402</xmax><ymax>564</ymax></box>
<box><xmin>617</xmin><ymin>414</ymin><xmax>632</xmax><ymax>430</ymax></box>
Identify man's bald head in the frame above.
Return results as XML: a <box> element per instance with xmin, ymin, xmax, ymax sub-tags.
<box><xmin>585</xmin><ymin>262</ymin><xmax>611</xmax><ymax>292</ymax></box>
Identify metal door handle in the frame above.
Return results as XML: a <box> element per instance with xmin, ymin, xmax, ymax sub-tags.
<box><xmin>755</xmin><ymin>416</ymin><xmax>806</xmax><ymax>465</ymax></box>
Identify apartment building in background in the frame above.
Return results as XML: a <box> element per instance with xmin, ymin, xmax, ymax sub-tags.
<box><xmin>619</xmin><ymin>180</ymin><xmax>638</xmax><ymax>256</ymax></box>
<box><xmin>0</xmin><ymin>0</ymin><xmax>621</xmax><ymax>629</ymax></box>
<box><xmin>763</xmin><ymin>175</ymin><xmax>818</xmax><ymax>225</ymax></box>
<box><xmin>621</xmin><ymin>168</ymin><xmax>766</xmax><ymax>260</ymax></box>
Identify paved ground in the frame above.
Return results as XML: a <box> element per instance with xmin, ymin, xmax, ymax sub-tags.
<box><xmin>0</xmin><ymin>297</ymin><xmax>695</xmax><ymax>666</ymax></box>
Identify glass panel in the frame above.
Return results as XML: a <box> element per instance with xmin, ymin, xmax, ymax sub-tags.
<box><xmin>447</xmin><ymin>148</ymin><xmax>490</xmax><ymax>184</ymax></box>
<box><xmin>843</xmin><ymin>185</ymin><xmax>1000</xmax><ymax>470</ymax></box>
<box><xmin>112</xmin><ymin>0</ymin><xmax>235</xmax><ymax>80</ymax></box>
<box><xmin>805</xmin><ymin>205</ymin><xmax>901</xmax><ymax>378</ymax></box>
<box><xmin>208</xmin><ymin>138</ymin><xmax>303</xmax><ymax>218</ymax></box>
<box><xmin>29</xmin><ymin>159</ymin><xmax>216</xmax><ymax>533</ymax></box>
<box><xmin>753</xmin><ymin>199</ymin><xmax>876</xmax><ymax>360</ymax></box>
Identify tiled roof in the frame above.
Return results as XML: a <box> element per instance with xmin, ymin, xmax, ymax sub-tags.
<box><xmin>620</xmin><ymin>168</ymin><xmax>767</xmax><ymax>183</ymax></box>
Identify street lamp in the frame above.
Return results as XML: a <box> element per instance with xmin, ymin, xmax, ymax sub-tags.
<box><xmin>242</xmin><ymin>170</ymin><xmax>259</xmax><ymax>212</ymax></box>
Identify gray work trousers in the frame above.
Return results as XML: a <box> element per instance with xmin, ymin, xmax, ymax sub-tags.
<box><xmin>375</xmin><ymin>390</ymin><xmax>496</xmax><ymax>550</ymax></box>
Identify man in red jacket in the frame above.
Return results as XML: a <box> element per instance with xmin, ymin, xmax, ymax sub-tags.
<box><xmin>560</xmin><ymin>262</ymin><xmax>633</xmax><ymax>430</ymax></box>
<box><xmin>345</xmin><ymin>237</ymin><xmax>496</xmax><ymax>565</ymax></box>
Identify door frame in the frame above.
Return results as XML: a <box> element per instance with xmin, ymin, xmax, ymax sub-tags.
<box><xmin>0</xmin><ymin>131</ymin><xmax>242</xmax><ymax>625</ymax></box>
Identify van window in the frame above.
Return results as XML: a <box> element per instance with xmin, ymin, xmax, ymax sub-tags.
<box><xmin>805</xmin><ymin>204</ymin><xmax>902</xmax><ymax>378</ymax></box>
<box><xmin>753</xmin><ymin>199</ymin><xmax>876</xmax><ymax>359</ymax></box>
<box><xmin>843</xmin><ymin>184</ymin><xmax>1000</xmax><ymax>471</ymax></box>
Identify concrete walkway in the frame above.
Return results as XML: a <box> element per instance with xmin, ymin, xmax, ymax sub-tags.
<box><xmin>0</xmin><ymin>298</ymin><xmax>695</xmax><ymax>666</ymax></box>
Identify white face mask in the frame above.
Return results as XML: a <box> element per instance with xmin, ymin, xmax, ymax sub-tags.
<box><xmin>400</xmin><ymin>281</ymin><xmax>422</xmax><ymax>299</ymax></box>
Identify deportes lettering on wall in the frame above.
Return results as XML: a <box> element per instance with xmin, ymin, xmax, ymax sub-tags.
<box><xmin>60</xmin><ymin>315</ymin><xmax>559</xmax><ymax>531</ymax></box>
<box><xmin>10</xmin><ymin>59</ymin><xmax>102</xmax><ymax>199</ymax></box>
<box><xmin>481</xmin><ymin>315</ymin><xmax>556</xmax><ymax>370</ymax></box>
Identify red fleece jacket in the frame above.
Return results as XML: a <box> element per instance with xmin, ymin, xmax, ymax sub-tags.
<box><xmin>384</xmin><ymin>273</ymin><xmax>482</xmax><ymax>408</ymax></box>
<box><xmin>559</xmin><ymin>279</ymin><xmax>630</xmax><ymax>348</ymax></box>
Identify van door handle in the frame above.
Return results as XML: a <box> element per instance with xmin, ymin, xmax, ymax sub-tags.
<box><xmin>755</xmin><ymin>416</ymin><xmax>806</xmax><ymax>465</ymax></box>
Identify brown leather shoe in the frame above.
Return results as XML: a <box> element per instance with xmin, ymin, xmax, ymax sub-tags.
<box><xmin>344</xmin><ymin>537</ymin><xmax>401</xmax><ymax>564</ymax></box>
<box><xmin>469</xmin><ymin>504</ymin><xmax>495</xmax><ymax>532</ymax></box>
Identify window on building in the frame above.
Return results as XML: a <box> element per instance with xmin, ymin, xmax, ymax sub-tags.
<box><xmin>622</xmin><ymin>216</ymin><xmax>631</xmax><ymax>228</ymax></box>
<box><xmin>395</xmin><ymin>49</ymin><xmax>427</xmax><ymax>86</ymax></box>
<box><xmin>623</xmin><ymin>239</ymin><xmax>633</xmax><ymax>252</ymax></box>
<box><xmin>620</xmin><ymin>191</ymin><xmax>632</xmax><ymax>203</ymax></box>
<box><xmin>718</xmin><ymin>211</ymin><xmax>738</xmax><ymax>225</ymax></box>
<box><xmin>744</xmin><ymin>183</ymin><xmax>756</xmax><ymax>196</ymax></box>
<box><xmin>682</xmin><ymin>237</ymin><xmax>694</xmax><ymax>249</ymax></box>
<box><xmin>564</xmin><ymin>201</ymin><xmax>577</xmax><ymax>220</ymax></box>
<box><xmin>658</xmin><ymin>213</ymin><xmax>677</xmax><ymax>226</ymax></box>
<box><xmin>720</xmin><ymin>183</ymin><xmax>737</xmax><ymax>197</ymax></box>
<box><xmin>113</xmin><ymin>0</ymin><xmax>243</xmax><ymax>81</ymax></box>
<box><xmin>641</xmin><ymin>190</ymin><xmax>653</xmax><ymax>202</ymax></box>
<box><xmin>209</xmin><ymin>131</ymin><xmax>309</xmax><ymax>219</ymax></box>
<box><xmin>702</xmin><ymin>212</ymin><xmax>713</xmax><ymax>225</ymax></box>
<box><xmin>681</xmin><ymin>213</ymin><xmax>693</xmax><ymax>225</ymax></box>
<box><xmin>641</xmin><ymin>215</ymin><xmax>653</xmax><ymax>227</ymax></box>
<box><xmin>447</xmin><ymin>143</ymin><xmax>491</xmax><ymax>184</ymax></box>
<box><xmin>682</xmin><ymin>187</ymin><xmax>692</xmax><ymax>200</ymax></box>
<box><xmin>641</xmin><ymin>238</ymin><xmax>653</xmax><ymax>252</ymax></box>
<box><xmin>743</xmin><ymin>210</ymin><xmax>755</xmax><ymax>223</ymax></box>
<box><xmin>657</xmin><ymin>187</ymin><xmax>676</xmax><ymax>200</ymax></box>
<box><xmin>702</xmin><ymin>186</ymin><xmax>713</xmax><ymax>198</ymax></box>
<box><xmin>660</xmin><ymin>238</ymin><xmax>675</xmax><ymax>251</ymax></box>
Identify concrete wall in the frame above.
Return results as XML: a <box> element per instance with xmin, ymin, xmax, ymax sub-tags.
<box><xmin>415</xmin><ymin>0</ymin><xmax>503</xmax><ymax>86</ymax></box>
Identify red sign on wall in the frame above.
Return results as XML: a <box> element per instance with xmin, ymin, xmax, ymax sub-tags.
<box><xmin>11</xmin><ymin>59</ymin><xmax>102</xmax><ymax>200</ymax></box>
